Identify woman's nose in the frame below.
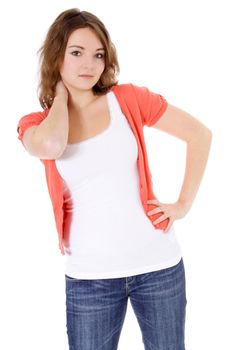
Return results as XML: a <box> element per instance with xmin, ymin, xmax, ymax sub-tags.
<box><xmin>82</xmin><ymin>55</ymin><xmax>95</xmax><ymax>68</ymax></box>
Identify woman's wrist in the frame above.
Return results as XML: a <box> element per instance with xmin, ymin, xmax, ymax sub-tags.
<box><xmin>176</xmin><ymin>198</ymin><xmax>192</xmax><ymax>216</ymax></box>
<box><xmin>53</xmin><ymin>94</ymin><xmax>68</xmax><ymax>106</ymax></box>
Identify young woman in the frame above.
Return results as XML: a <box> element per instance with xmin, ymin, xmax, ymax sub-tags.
<box><xmin>17</xmin><ymin>8</ymin><xmax>212</xmax><ymax>350</ymax></box>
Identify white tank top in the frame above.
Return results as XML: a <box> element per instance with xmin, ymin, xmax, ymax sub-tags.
<box><xmin>55</xmin><ymin>91</ymin><xmax>182</xmax><ymax>279</ymax></box>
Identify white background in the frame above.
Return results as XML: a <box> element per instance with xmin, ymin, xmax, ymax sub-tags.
<box><xmin>1</xmin><ymin>0</ymin><xmax>232</xmax><ymax>349</ymax></box>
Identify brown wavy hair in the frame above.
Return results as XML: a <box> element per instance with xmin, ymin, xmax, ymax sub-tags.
<box><xmin>37</xmin><ymin>8</ymin><xmax>120</xmax><ymax>109</ymax></box>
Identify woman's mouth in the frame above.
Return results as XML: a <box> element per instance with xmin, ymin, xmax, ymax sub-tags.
<box><xmin>79</xmin><ymin>75</ymin><xmax>94</xmax><ymax>78</ymax></box>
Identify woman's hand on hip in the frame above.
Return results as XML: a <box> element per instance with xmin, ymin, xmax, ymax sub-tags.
<box><xmin>147</xmin><ymin>199</ymin><xmax>191</xmax><ymax>232</ymax></box>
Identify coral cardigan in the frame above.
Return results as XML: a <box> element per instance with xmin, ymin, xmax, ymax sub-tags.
<box><xmin>17</xmin><ymin>83</ymin><xmax>169</xmax><ymax>255</ymax></box>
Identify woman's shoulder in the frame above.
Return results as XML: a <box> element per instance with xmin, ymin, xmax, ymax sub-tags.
<box><xmin>111</xmin><ymin>82</ymin><xmax>150</xmax><ymax>95</ymax></box>
<box><xmin>17</xmin><ymin>108</ymin><xmax>50</xmax><ymax>135</ymax></box>
<box><xmin>110</xmin><ymin>82</ymin><xmax>133</xmax><ymax>89</ymax></box>
<box><xmin>18</xmin><ymin>108</ymin><xmax>50</xmax><ymax>123</ymax></box>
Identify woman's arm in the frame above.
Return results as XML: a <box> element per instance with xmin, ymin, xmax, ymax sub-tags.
<box><xmin>147</xmin><ymin>103</ymin><xmax>212</xmax><ymax>232</ymax></box>
<box><xmin>22</xmin><ymin>81</ymin><xmax>69</xmax><ymax>159</ymax></box>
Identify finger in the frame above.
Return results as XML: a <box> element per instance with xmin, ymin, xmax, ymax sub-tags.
<box><xmin>164</xmin><ymin>219</ymin><xmax>173</xmax><ymax>233</ymax></box>
<box><xmin>152</xmin><ymin>214</ymin><xmax>169</xmax><ymax>225</ymax></box>
<box><xmin>147</xmin><ymin>199</ymin><xmax>160</xmax><ymax>205</ymax></box>
<box><xmin>147</xmin><ymin>207</ymin><xmax>164</xmax><ymax>216</ymax></box>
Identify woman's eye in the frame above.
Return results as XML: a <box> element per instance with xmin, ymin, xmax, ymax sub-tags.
<box><xmin>70</xmin><ymin>51</ymin><xmax>104</xmax><ymax>59</ymax></box>
<box><xmin>96</xmin><ymin>53</ymin><xmax>105</xmax><ymax>59</ymax></box>
<box><xmin>71</xmin><ymin>51</ymin><xmax>81</xmax><ymax>56</ymax></box>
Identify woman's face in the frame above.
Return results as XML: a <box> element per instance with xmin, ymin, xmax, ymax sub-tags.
<box><xmin>60</xmin><ymin>27</ymin><xmax>106</xmax><ymax>93</ymax></box>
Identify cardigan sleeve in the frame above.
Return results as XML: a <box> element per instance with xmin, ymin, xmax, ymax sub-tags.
<box><xmin>130</xmin><ymin>84</ymin><xmax>168</xmax><ymax>127</ymax></box>
<box><xmin>17</xmin><ymin>109</ymin><xmax>50</xmax><ymax>147</ymax></box>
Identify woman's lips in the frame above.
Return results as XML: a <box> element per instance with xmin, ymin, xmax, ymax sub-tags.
<box><xmin>79</xmin><ymin>75</ymin><xmax>93</xmax><ymax>78</ymax></box>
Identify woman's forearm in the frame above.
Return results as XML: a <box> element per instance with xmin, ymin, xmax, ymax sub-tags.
<box><xmin>34</xmin><ymin>95</ymin><xmax>69</xmax><ymax>158</ymax></box>
<box><xmin>177</xmin><ymin>127</ymin><xmax>212</xmax><ymax>210</ymax></box>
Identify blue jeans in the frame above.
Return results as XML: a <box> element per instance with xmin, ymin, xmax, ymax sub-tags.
<box><xmin>65</xmin><ymin>258</ymin><xmax>187</xmax><ymax>350</ymax></box>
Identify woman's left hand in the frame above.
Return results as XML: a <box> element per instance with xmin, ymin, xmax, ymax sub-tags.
<box><xmin>147</xmin><ymin>199</ymin><xmax>191</xmax><ymax>232</ymax></box>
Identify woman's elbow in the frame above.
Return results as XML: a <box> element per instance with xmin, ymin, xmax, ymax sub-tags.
<box><xmin>192</xmin><ymin>125</ymin><xmax>213</xmax><ymax>146</ymax></box>
<box><xmin>202</xmin><ymin>126</ymin><xmax>212</xmax><ymax>142</ymax></box>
